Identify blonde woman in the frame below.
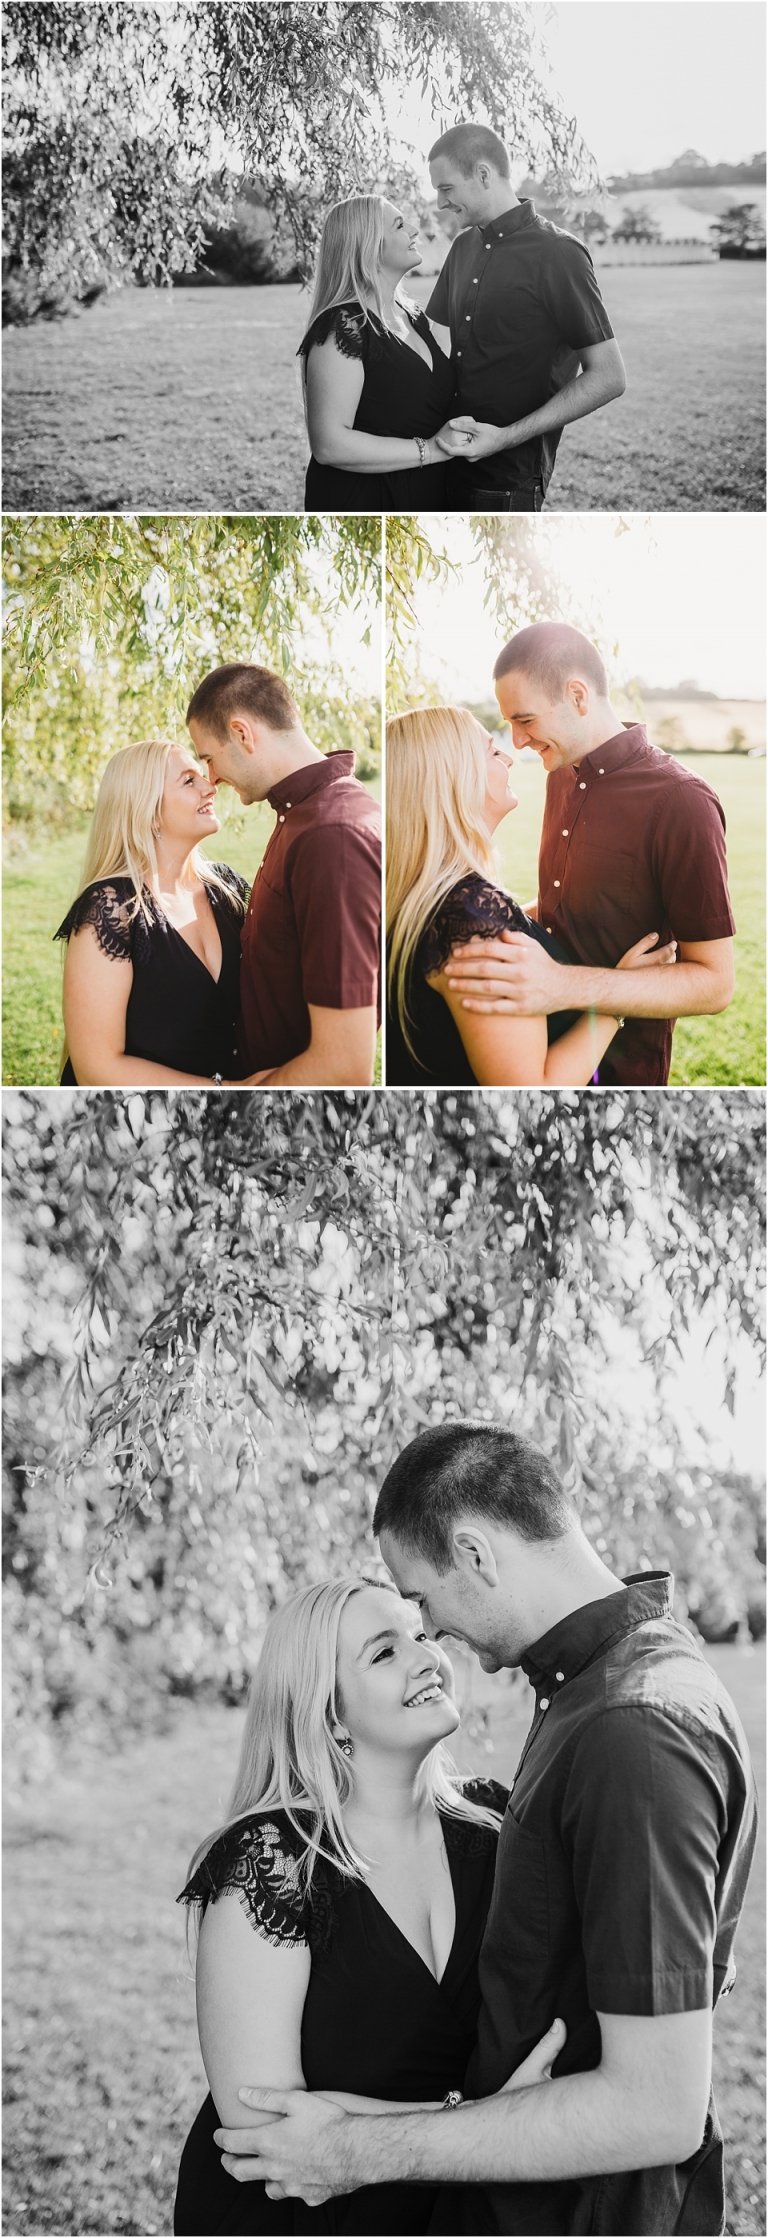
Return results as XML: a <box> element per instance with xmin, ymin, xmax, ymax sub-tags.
<box><xmin>298</xmin><ymin>195</ymin><xmax>457</xmax><ymax>510</ymax></box>
<box><xmin>386</xmin><ymin>708</ymin><xmax>676</xmax><ymax>1086</ymax></box>
<box><xmin>54</xmin><ymin>740</ymin><xmax>248</xmax><ymax>1084</ymax></box>
<box><xmin>174</xmin><ymin>1578</ymin><xmax>562</xmax><ymax>2237</ymax></box>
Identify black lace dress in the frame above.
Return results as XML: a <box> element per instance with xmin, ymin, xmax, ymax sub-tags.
<box><xmin>54</xmin><ymin>867</ymin><xmax>249</xmax><ymax>1083</ymax></box>
<box><xmin>175</xmin><ymin>1781</ymin><xmax>507</xmax><ymax>2236</ymax></box>
<box><xmin>299</xmin><ymin>299</ymin><xmax>456</xmax><ymax>512</ymax></box>
<box><xmin>386</xmin><ymin>874</ymin><xmax>582</xmax><ymax>1087</ymax></box>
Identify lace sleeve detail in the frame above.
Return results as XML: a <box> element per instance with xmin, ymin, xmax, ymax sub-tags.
<box><xmin>206</xmin><ymin>862</ymin><xmax>250</xmax><ymax>917</ymax></box>
<box><xmin>441</xmin><ymin>1779</ymin><xmax>508</xmax><ymax>1858</ymax></box>
<box><xmin>420</xmin><ymin>876</ymin><xmax>530</xmax><ymax>978</ymax></box>
<box><xmin>53</xmin><ymin>879</ymin><xmax>141</xmax><ymax>961</ymax></box>
<box><xmin>177</xmin><ymin>1814</ymin><xmax>310</xmax><ymax>1948</ymax></box>
<box><xmin>299</xmin><ymin>301</ymin><xmax>368</xmax><ymax>361</ymax></box>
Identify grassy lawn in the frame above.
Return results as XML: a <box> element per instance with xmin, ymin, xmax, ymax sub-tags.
<box><xmin>490</xmin><ymin>751</ymin><xmax>765</xmax><ymax>1087</ymax></box>
<box><xmin>3</xmin><ymin>264</ymin><xmax>764</xmax><ymax>513</ymax></box>
<box><xmin>2</xmin><ymin>787</ymin><xmax>382</xmax><ymax>1087</ymax></box>
<box><xmin>3</xmin><ymin>1643</ymin><xmax>764</xmax><ymax>2236</ymax></box>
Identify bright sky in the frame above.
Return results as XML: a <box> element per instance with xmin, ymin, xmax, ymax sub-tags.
<box><xmin>530</xmin><ymin>2</ymin><xmax>766</xmax><ymax>178</ymax></box>
<box><xmin>400</xmin><ymin>515</ymin><xmax>766</xmax><ymax>700</ymax></box>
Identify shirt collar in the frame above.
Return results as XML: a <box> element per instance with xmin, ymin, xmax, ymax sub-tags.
<box><xmin>574</xmin><ymin>723</ymin><xmax>650</xmax><ymax>784</ymax></box>
<box><xmin>268</xmin><ymin>750</ymin><xmax>355</xmax><ymax>813</ymax></box>
<box><xmin>476</xmin><ymin>198</ymin><xmax>536</xmax><ymax>243</ymax></box>
<box><xmin>520</xmin><ymin>1572</ymin><xmax>674</xmax><ymax>1695</ymax></box>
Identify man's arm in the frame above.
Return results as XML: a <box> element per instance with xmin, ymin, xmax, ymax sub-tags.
<box><xmin>445</xmin><ymin>933</ymin><xmax>735</xmax><ymax>1020</ymax></box>
<box><xmin>436</xmin><ymin>338</ymin><xmax>626</xmax><ymax>461</ymax></box>
<box><xmin>245</xmin><ymin>1003</ymin><xmax>377</xmax><ymax>1087</ymax></box>
<box><xmin>215</xmin><ymin>2007</ymin><xmax>712</xmax><ymax>2198</ymax></box>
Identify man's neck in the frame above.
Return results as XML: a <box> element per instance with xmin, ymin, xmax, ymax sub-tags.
<box><xmin>265</xmin><ymin>732</ymin><xmax>324</xmax><ymax>794</ymax></box>
<box><xmin>480</xmin><ymin>184</ymin><xmax>520</xmax><ymax>223</ymax></box>
<box><xmin>568</xmin><ymin>701</ymin><xmax>627</xmax><ymax>765</ymax></box>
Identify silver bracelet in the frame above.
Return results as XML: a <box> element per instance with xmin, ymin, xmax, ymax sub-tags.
<box><xmin>210</xmin><ymin>1073</ymin><xmax>223</xmax><ymax>1084</ymax></box>
<box><xmin>415</xmin><ymin>436</ymin><xmax>427</xmax><ymax>467</ymax></box>
<box><xmin>442</xmin><ymin>2090</ymin><xmax>464</xmax><ymax>2109</ymax></box>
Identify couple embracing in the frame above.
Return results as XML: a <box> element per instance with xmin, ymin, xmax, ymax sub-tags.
<box><xmin>55</xmin><ymin>665</ymin><xmax>381</xmax><ymax>1089</ymax></box>
<box><xmin>174</xmin><ymin>1421</ymin><xmax>756</xmax><ymax>2238</ymax></box>
<box><xmin>299</xmin><ymin>123</ymin><xmax>626</xmax><ymax>513</ymax></box>
<box><xmin>386</xmin><ymin>622</ymin><xmax>736</xmax><ymax>1088</ymax></box>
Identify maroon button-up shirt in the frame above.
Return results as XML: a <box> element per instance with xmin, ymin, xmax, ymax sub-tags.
<box><xmin>239</xmin><ymin>752</ymin><xmax>382</xmax><ymax>1073</ymax></box>
<box><xmin>538</xmin><ymin>725</ymin><xmax>736</xmax><ymax>1085</ymax></box>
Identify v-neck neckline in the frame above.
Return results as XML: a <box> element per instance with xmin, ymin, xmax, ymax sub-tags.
<box><xmin>362</xmin><ymin>1824</ymin><xmax>459</xmax><ymax>1988</ymax></box>
<box><xmin>153</xmin><ymin>888</ymin><xmax>225</xmax><ymax>988</ymax></box>
<box><xmin>391</xmin><ymin>309</ymin><xmax>434</xmax><ymax>372</ymax></box>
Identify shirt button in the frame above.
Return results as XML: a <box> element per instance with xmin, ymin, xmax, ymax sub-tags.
<box><xmin>278</xmin><ymin>814</ymin><xmax>286</xmax><ymax>822</ymax></box>
<box><xmin>555</xmin><ymin>1670</ymin><xmax>565</xmax><ymax>1682</ymax></box>
<box><xmin>539</xmin><ymin>1698</ymin><xmax>550</xmax><ymax>1711</ymax></box>
<box><xmin>561</xmin><ymin>828</ymin><xmax>569</xmax><ymax>836</ymax></box>
<box><xmin>285</xmin><ymin>801</ymin><xmax>291</xmax><ymax>808</ymax></box>
<box><xmin>598</xmin><ymin>768</ymin><xmax>605</xmax><ymax>775</ymax></box>
<box><xmin>579</xmin><ymin>781</ymin><xmax>587</xmax><ymax>789</ymax></box>
<box><xmin>553</xmin><ymin>880</ymin><xmax>560</xmax><ymax>888</ymax></box>
<box><xmin>465</xmin><ymin>315</ymin><xmax>471</xmax><ymax>321</ymax></box>
<box><xmin>473</xmin><ymin>277</ymin><xmax>479</xmax><ymax>284</ymax></box>
<box><xmin>545</xmin><ymin>926</ymin><xmax>552</xmax><ymax>932</ymax></box>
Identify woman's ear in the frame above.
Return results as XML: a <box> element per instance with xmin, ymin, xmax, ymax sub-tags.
<box><xmin>452</xmin><ymin>1525</ymin><xmax>499</xmax><ymax>1586</ymax></box>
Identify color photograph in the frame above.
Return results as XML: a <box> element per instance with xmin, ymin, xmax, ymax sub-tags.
<box><xmin>384</xmin><ymin>511</ymin><xmax>765</xmax><ymax>1088</ymax></box>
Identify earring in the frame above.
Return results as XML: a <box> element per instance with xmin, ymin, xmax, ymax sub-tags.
<box><xmin>334</xmin><ymin>1730</ymin><xmax>353</xmax><ymax>1758</ymax></box>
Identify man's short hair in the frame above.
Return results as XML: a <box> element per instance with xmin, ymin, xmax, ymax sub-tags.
<box><xmin>373</xmin><ymin>1422</ymin><xmax>575</xmax><ymax>1572</ymax></box>
<box><xmin>493</xmin><ymin>623</ymin><xmax>608</xmax><ymax>702</ymax></box>
<box><xmin>186</xmin><ymin>663</ymin><xmax>299</xmax><ymax>739</ymax></box>
<box><xmin>428</xmin><ymin>124</ymin><xmax>511</xmax><ymax>181</ymax></box>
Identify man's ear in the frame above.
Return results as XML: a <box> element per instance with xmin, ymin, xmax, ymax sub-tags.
<box><xmin>229</xmin><ymin>716</ymin><xmax>257</xmax><ymax>755</ymax></box>
<box><xmin>452</xmin><ymin>1525</ymin><xmax>499</xmax><ymax>1586</ymax></box>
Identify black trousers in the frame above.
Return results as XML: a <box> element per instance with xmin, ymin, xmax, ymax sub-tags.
<box><xmin>446</xmin><ymin>462</ymin><xmax>545</xmax><ymax>512</ymax></box>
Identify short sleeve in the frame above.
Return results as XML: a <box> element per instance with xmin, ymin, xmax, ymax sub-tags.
<box><xmin>563</xmin><ymin>1708</ymin><xmax>726</xmax><ymax>2015</ymax></box>
<box><xmin>54</xmin><ymin>880</ymin><xmax>138</xmax><ymax>960</ymax></box>
<box><xmin>207</xmin><ymin>862</ymin><xmax>250</xmax><ymax>916</ymax></box>
<box><xmin>177</xmin><ymin>1814</ymin><xmax>309</xmax><ymax>1948</ymax></box>
<box><xmin>542</xmin><ymin>235</ymin><xmax>614</xmax><ymax>349</ymax></box>
<box><xmin>299</xmin><ymin>302</ymin><xmax>368</xmax><ymax>362</ymax></box>
<box><xmin>652</xmin><ymin>781</ymin><xmax>736</xmax><ymax>942</ymax></box>
<box><xmin>290</xmin><ymin>819</ymin><xmax>382</xmax><ymax>1010</ymax></box>
<box><xmin>420</xmin><ymin>876</ymin><xmax>530</xmax><ymax>978</ymax></box>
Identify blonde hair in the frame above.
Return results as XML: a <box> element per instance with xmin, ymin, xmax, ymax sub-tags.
<box><xmin>386</xmin><ymin>706</ymin><xmax>499</xmax><ymax>1060</ymax></box>
<box><xmin>300</xmin><ymin>194</ymin><xmax>411</xmax><ymax>352</ymax></box>
<box><xmin>70</xmin><ymin>738</ymin><xmax>242</xmax><ymax>922</ymax></box>
<box><xmin>187</xmin><ymin>1576</ymin><xmax>500</xmax><ymax>1899</ymax></box>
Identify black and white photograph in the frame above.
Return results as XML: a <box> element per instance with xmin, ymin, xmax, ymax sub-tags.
<box><xmin>2</xmin><ymin>1</ymin><xmax>765</xmax><ymax>513</ymax></box>
<box><xmin>2</xmin><ymin>1090</ymin><xmax>765</xmax><ymax>2238</ymax></box>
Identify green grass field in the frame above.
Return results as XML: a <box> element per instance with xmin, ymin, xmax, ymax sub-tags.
<box><xmin>3</xmin><ymin>263</ymin><xmax>764</xmax><ymax>513</ymax></box>
<box><xmin>2</xmin><ymin>786</ymin><xmax>382</xmax><ymax>1086</ymax></box>
<box><xmin>489</xmin><ymin>751</ymin><xmax>765</xmax><ymax>1087</ymax></box>
<box><xmin>3</xmin><ymin>1643</ymin><xmax>764</xmax><ymax>2236</ymax></box>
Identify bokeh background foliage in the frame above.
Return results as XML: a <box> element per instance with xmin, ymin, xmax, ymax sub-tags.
<box><xmin>2</xmin><ymin>512</ymin><xmax>381</xmax><ymax>830</ymax></box>
<box><xmin>3</xmin><ymin>1088</ymin><xmax>764</xmax><ymax>1778</ymax></box>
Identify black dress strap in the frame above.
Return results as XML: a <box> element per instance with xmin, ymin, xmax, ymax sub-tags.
<box><xmin>178</xmin><ymin>1812</ymin><xmax>310</xmax><ymax>1948</ymax></box>
<box><xmin>421</xmin><ymin>875</ymin><xmax>532</xmax><ymax>978</ymax></box>
<box><xmin>53</xmin><ymin>878</ymin><xmax>149</xmax><ymax>961</ymax></box>
<box><xmin>299</xmin><ymin>300</ymin><xmax>369</xmax><ymax>361</ymax></box>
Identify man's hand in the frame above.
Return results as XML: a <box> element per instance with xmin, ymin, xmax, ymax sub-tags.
<box><xmin>446</xmin><ymin>931</ymin><xmax>570</xmax><ymax>1014</ymax></box>
<box><xmin>215</xmin><ymin>2087</ymin><xmax>354</xmax><ymax>2205</ymax></box>
<box><xmin>436</xmin><ymin>414</ymin><xmax>503</xmax><ymax>460</ymax></box>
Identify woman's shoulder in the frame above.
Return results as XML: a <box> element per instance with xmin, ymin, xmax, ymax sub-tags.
<box><xmin>440</xmin><ymin>1779</ymin><xmax>510</xmax><ymax>1856</ymax></box>
<box><xmin>54</xmin><ymin>877</ymin><xmax>143</xmax><ymax>957</ymax></box>
<box><xmin>300</xmin><ymin>300</ymin><xmax>369</xmax><ymax>361</ymax></box>
<box><xmin>420</xmin><ymin>875</ymin><xmax>530</xmax><ymax>976</ymax></box>
<box><xmin>178</xmin><ymin>1809</ymin><xmax>311</xmax><ymax>1946</ymax></box>
<box><xmin>205</xmin><ymin>862</ymin><xmax>250</xmax><ymax>911</ymax></box>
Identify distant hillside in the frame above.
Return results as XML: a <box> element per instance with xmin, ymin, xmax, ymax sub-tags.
<box><xmin>608</xmin><ymin>150</ymin><xmax>766</xmax><ymax>192</ymax></box>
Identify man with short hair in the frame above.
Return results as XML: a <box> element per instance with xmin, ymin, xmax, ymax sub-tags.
<box><xmin>218</xmin><ymin>1421</ymin><xmax>757</xmax><ymax>2236</ymax></box>
<box><xmin>445</xmin><ymin>621</ymin><xmax>736</xmax><ymax>1085</ymax></box>
<box><xmin>187</xmin><ymin>663</ymin><xmax>381</xmax><ymax>1086</ymax></box>
<box><xmin>425</xmin><ymin>123</ymin><xmax>626</xmax><ymax>511</ymax></box>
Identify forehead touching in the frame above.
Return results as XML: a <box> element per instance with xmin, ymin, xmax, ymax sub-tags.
<box><xmin>338</xmin><ymin>1585</ymin><xmax>422</xmax><ymax>1661</ymax></box>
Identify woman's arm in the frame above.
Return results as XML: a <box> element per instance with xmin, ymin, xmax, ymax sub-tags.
<box><xmin>63</xmin><ymin>927</ymin><xmax>215</xmax><ymax>1086</ymax></box>
<box><xmin>197</xmin><ymin>1892</ymin><xmax>310</xmax><ymax>2131</ymax></box>
<box><xmin>306</xmin><ymin>337</ymin><xmax>447</xmax><ymax>473</ymax></box>
<box><xmin>429</xmin><ymin>972</ymin><xmax>618</xmax><ymax>1087</ymax></box>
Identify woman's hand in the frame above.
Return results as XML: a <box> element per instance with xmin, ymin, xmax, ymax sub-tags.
<box><xmin>616</xmin><ymin>931</ymin><xmax>677</xmax><ymax>973</ymax></box>
<box><xmin>500</xmin><ymin>2017</ymin><xmax>568</xmax><ymax>2093</ymax></box>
